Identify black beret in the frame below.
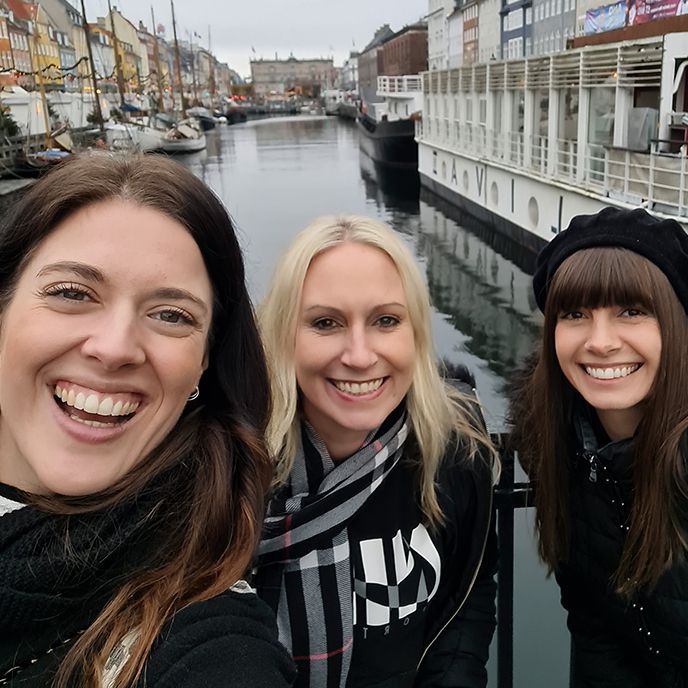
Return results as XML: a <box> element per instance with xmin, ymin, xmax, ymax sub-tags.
<box><xmin>532</xmin><ymin>206</ymin><xmax>688</xmax><ymax>313</ymax></box>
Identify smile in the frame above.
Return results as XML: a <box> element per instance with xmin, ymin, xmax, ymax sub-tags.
<box><xmin>583</xmin><ymin>364</ymin><xmax>641</xmax><ymax>380</ymax></box>
<box><xmin>53</xmin><ymin>382</ymin><xmax>141</xmax><ymax>427</ymax></box>
<box><xmin>331</xmin><ymin>377</ymin><xmax>385</xmax><ymax>395</ymax></box>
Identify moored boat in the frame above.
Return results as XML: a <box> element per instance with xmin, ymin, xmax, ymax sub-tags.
<box><xmin>418</xmin><ymin>31</ymin><xmax>688</xmax><ymax>251</ymax></box>
<box><xmin>105</xmin><ymin>121</ymin><xmax>165</xmax><ymax>153</ymax></box>
<box><xmin>186</xmin><ymin>107</ymin><xmax>217</xmax><ymax>131</ymax></box>
<box><xmin>161</xmin><ymin>120</ymin><xmax>207</xmax><ymax>154</ymax></box>
<box><xmin>357</xmin><ymin>75</ymin><xmax>423</xmax><ymax>169</ymax></box>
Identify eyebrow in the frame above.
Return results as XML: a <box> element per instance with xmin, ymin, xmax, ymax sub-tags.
<box><xmin>37</xmin><ymin>261</ymin><xmax>104</xmax><ymax>283</ymax></box>
<box><xmin>36</xmin><ymin>261</ymin><xmax>210</xmax><ymax>315</ymax></box>
<box><xmin>303</xmin><ymin>302</ymin><xmax>408</xmax><ymax>314</ymax></box>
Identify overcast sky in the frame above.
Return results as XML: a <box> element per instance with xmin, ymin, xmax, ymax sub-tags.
<box><xmin>79</xmin><ymin>0</ymin><xmax>428</xmax><ymax>79</ymax></box>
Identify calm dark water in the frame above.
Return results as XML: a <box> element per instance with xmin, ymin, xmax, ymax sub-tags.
<box><xmin>179</xmin><ymin>115</ymin><xmax>570</xmax><ymax>688</ymax></box>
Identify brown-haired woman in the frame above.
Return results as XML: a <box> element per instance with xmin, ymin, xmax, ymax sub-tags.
<box><xmin>0</xmin><ymin>152</ymin><xmax>295</xmax><ymax>687</ymax></box>
<box><xmin>510</xmin><ymin>207</ymin><xmax>688</xmax><ymax>687</ymax></box>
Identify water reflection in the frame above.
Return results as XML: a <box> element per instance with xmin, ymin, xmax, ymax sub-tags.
<box><xmin>358</xmin><ymin>148</ymin><xmax>420</xmax><ymax>214</ymax></box>
<box><xmin>417</xmin><ymin>196</ymin><xmax>541</xmax><ymax>379</ymax></box>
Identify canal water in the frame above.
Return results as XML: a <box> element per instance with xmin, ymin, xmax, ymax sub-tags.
<box><xmin>179</xmin><ymin>115</ymin><xmax>570</xmax><ymax>688</ymax></box>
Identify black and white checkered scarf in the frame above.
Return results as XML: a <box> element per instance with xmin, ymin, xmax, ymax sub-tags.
<box><xmin>255</xmin><ymin>406</ymin><xmax>408</xmax><ymax>688</ymax></box>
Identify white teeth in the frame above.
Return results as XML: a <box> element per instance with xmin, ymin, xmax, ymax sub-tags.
<box><xmin>54</xmin><ymin>385</ymin><xmax>140</xmax><ymax>418</ymax></box>
<box><xmin>97</xmin><ymin>397</ymin><xmax>113</xmax><ymax>416</ymax></box>
<box><xmin>69</xmin><ymin>414</ymin><xmax>117</xmax><ymax>428</ymax></box>
<box><xmin>584</xmin><ymin>364</ymin><xmax>640</xmax><ymax>380</ymax></box>
<box><xmin>84</xmin><ymin>394</ymin><xmax>99</xmax><ymax>414</ymax></box>
<box><xmin>334</xmin><ymin>378</ymin><xmax>384</xmax><ymax>395</ymax></box>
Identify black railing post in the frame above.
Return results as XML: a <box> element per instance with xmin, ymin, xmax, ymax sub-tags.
<box><xmin>495</xmin><ymin>437</ymin><xmax>516</xmax><ymax>688</ymax></box>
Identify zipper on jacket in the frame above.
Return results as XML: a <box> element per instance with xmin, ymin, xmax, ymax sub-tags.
<box><xmin>416</xmin><ymin>479</ymin><xmax>494</xmax><ymax>670</ymax></box>
<box><xmin>581</xmin><ymin>450</ymin><xmax>598</xmax><ymax>483</ymax></box>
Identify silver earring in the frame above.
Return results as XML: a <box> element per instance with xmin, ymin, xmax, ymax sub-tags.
<box><xmin>188</xmin><ymin>386</ymin><xmax>200</xmax><ymax>401</ymax></box>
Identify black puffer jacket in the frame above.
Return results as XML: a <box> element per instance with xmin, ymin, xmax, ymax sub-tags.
<box><xmin>557</xmin><ymin>408</ymin><xmax>688</xmax><ymax>688</ymax></box>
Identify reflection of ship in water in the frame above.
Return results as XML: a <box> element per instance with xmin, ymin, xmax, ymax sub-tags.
<box><xmin>358</xmin><ymin>146</ymin><xmax>420</xmax><ymax>214</ymax></box>
<box><xmin>418</xmin><ymin>191</ymin><xmax>542</xmax><ymax>378</ymax></box>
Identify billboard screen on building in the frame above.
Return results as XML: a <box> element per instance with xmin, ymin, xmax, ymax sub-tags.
<box><xmin>585</xmin><ymin>0</ymin><xmax>688</xmax><ymax>33</ymax></box>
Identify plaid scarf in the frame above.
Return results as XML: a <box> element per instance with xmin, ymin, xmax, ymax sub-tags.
<box><xmin>255</xmin><ymin>407</ymin><xmax>408</xmax><ymax>688</ymax></box>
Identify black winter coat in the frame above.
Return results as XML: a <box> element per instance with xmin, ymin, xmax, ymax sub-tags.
<box><xmin>557</xmin><ymin>409</ymin><xmax>688</xmax><ymax>688</ymax></box>
<box><xmin>0</xmin><ymin>483</ymin><xmax>296</xmax><ymax>688</ymax></box>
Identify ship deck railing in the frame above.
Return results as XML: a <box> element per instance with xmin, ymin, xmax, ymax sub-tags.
<box><xmin>417</xmin><ymin>119</ymin><xmax>688</xmax><ymax>222</ymax></box>
<box><xmin>377</xmin><ymin>75</ymin><xmax>423</xmax><ymax>96</ymax></box>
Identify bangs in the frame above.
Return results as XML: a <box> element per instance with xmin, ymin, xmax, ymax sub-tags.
<box><xmin>547</xmin><ymin>247</ymin><xmax>661</xmax><ymax>316</ymax></box>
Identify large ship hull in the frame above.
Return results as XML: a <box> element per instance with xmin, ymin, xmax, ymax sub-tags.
<box><xmin>418</xmin><ymin>141</ymin><xmax>606</xmax><ymax>252</ymax></box>
<box><xmin>357</xmin><ymin>114</ymin><xmax>417</xmax><ymax>169</ymax></box>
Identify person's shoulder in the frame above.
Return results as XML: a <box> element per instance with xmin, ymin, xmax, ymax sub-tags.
<box><xmin>143</xmin><ymin>582</ymin><xmax>296</xmax><ymax>688</ymax></box>
<box><xmin>165</xmin><ymin>581</ymin><xmax>278</xmax><ymax>633</ymax></box>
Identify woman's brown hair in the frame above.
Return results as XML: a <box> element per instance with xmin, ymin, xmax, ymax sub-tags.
<box><xmin>510</xmin><ymin>247</ymin><xmax>688</xmax><ymax>595</ymax></box>
<box><xmin>0</xmin><ymin>152</ymin><xmax>272</xmax><ymax>686</ymax></box>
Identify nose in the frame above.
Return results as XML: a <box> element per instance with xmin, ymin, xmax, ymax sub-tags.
<box><xmin>584</xmin><ymin>312</ymin><xmax>622</xmax><ymax>355</ymax></box>
<box><xmin>80</xmin><ymin>309</ymin><xmax>146</xmax><ymax>370</ymax></box>
<box><xmin>340</xmin><ymin>325</ymin><xmax>378</xmax><ymax>369</ymax></box>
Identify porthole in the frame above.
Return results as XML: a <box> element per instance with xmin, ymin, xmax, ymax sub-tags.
<box><xmin>490</xmin><ymin>181</ymin><xmax>499</xmax><ymax>206</ymax></box>
<box><xmin>528</xmin><ymin>197</ymin><xmax>539</xmax><ymax>229</ymax></box>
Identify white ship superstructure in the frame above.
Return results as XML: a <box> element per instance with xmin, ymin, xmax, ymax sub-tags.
<box><xmin>417</xmin><ymin>32</ymin><xmax>688</xmax><ymax>248</ymax></box>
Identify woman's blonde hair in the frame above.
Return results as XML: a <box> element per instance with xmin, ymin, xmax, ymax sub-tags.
<box><xmin>259</xmin><ymin>214</ymin><xmax>496</xmax><ymax>524</ymax></box>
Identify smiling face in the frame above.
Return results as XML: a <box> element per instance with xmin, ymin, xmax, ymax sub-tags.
<box><xmin>554</xmin><ymin>305</ymin><xmax>661</xmax><ymax>439</ymax></box>
<box><xmin>294</xmin><ymin>242</ymin><xmax>416</xmax><ymax>460</ymax></box>
<box><xmin>0</xmin><ymin>199</ymin><xmax>213</xmax><ymax>495</ymax></box>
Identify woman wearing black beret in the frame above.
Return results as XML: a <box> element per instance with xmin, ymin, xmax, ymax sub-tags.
<box><xmin>510</xmin><ymin>207</ymin><xmax>688</xmax><ymax>687</ymax></box>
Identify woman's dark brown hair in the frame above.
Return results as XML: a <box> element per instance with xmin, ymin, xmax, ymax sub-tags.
<box><xmin>0</xmin><ymin>152</ymin><xmax>272</xmax><ymax>686</ymax></box>
<box><xmin>510</xmin><ymin>247</ymin><xmax>688</xmax><ymax>596</ymax></box>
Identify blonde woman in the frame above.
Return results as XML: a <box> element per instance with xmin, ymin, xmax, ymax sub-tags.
<box><xmin>255</xmin><ymin>215</ymin><xmax>498</xmax><ymax>688</ymax></box>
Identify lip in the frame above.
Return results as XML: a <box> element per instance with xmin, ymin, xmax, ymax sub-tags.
<box><xmin>327</xmin><ymin>377</ymin><xmax>388</xmax><ymax>402</ymax></box>
<box><xmin>48</xmin><ymin>386</ymin><xmax>136</xmax><ymax>445</ymax></box>
<box><xmin>49</xmin><ymin>377</ymin><xmax>147</xmax><ymax>397</ymax></box>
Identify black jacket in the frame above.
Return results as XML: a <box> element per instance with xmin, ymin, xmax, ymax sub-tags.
<box><xmin>557</xmin><ymin>408</ymin><xmax>688</xmax><ymax>688</ymax></box>
<box><xmin>327</xmin><ymin>436</ymin><xmax>496</xmax><ymax>688</ymax></box>
<box><xmin>0</xmin><ymin>484</ymin><xmax>296</xmax><ymax>688</ymax></box>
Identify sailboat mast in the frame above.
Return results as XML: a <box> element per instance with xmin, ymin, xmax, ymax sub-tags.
<box><xmin>107</xmin><ymin>0</ymin><xmax>126</xmax><ymax>108</ymax></box>
<box><xmin>28</xmin><ymin>7</ymin><xmax>51</xmax><ymax>147</ymax></box>
<box><xmin>151</xmin><ymin>6</ymin><xmax>164</xmax><ymax>112</ymax></box>
<box><xmin>79</xmin><ymin>0</ymin><xmax>104</xmax><ymax>132</ymax></box>
<box><xmin>171</xmin><ymin>0</ymin><xmax>185</xmax><ymax>117</ymax></box>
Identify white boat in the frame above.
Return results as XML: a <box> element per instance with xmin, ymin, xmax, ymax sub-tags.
<box><xmin>160</xmin><ymin>119</ymin><xmax>207</xmax><ymax>154</ymax></box>
<box><xmin>417</xmin><ymin>32</ymin><xmax>688</xmax><ymax>251</ymax></box>
<box><xmin>105</xmin><ymin>121</ymin><xmax>165</xmax><ymax>153</ymax></box>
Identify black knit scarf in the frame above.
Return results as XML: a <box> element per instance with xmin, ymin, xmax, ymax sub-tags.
<box><xmin>255</xmin><ymin>405</ymin><xmax>408</xmax><ymax>688</ymax></box>
<box><xmin>0</xmin><ymin>479</ymin><xmax>166</xmax><ymax>679</ymax></box>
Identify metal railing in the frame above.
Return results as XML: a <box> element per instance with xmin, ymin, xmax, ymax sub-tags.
<box><xmin>493</xmin><ymin>434</ymin><xmax>536</xmax><ymax>688</ymax></box>
<box><xmin>420</xmin><ymin>119</ymin><xmax>688</xmax><ymax>221</ymax></box>
<box><xmin>377</xmin><ymin>75</ymin><xmax>423</xmax><ymax>95</ymax></box>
